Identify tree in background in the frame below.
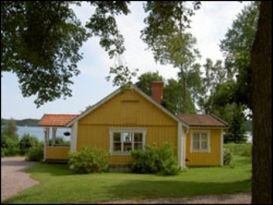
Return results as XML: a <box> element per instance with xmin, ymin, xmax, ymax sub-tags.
<box><xmin>223</xmin><ymin>104</ymin><xmax>247</xmax><ymax>143</ymax></box>
<box><xmin>200</xmin><ymin>3</ymin><xmax>259</xmax><ymax>144</ymax></box>
<box><xmin>136</xmin><ymin>72</ymin><xmax>195</xmax><ymax>114</ymax></box>
<box><xmin>250</xmin><ymin>2</ymin><xmax>272</xmax><ymax>203</ymax></box>
<box><xmin>164</xmin><ymin>78</ymin><xmax>195</xmax><ymax>114</ymax></box>
<box><xmin>1</xmin><ymin>119</ymin><xmax>19</xmax><ymax>156</ymax></box>
<box><xmin>141</xmin><ymin>2</ymin><xmax>201</xmax><ymax>113</ymax></box>
<box><xmin>220</xmin><ymin>2</ymin><xmax>259</xmax><ymax>109</ymax></box>
<box><xmin>135</xmin><ymin>71</ymin><xmax>163</xmax><ymax>96</ymax></box>
<box><xmin>2</xmin><ymin>118</ymin><xmax>18</xmax><ymax>139</ymax></box>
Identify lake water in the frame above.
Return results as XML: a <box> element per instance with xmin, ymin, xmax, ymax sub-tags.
<box><xmin>14</xmin><ymin>126</ymin><xmax>70</xmax><ymax>141</ymax></box>
<box><xmin>2</xmin><ymin>126</ymin><xmax>252</xmax><ymax>143</ymax></box>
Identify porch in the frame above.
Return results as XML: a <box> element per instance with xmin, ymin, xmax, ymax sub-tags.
<box><xmin>38</xmin><ymin>114</ymin><xmax>78</xmax><ymax>161</ymax></box>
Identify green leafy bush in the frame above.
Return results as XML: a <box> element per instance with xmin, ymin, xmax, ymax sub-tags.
<box><xmin>68</xmin><ymin>147</ymin><xmax>108</xmax><ymax>173</ymax></box>
<box><xmin>130</xmin><ymin>143</ymin><xmax>180</xmax><ymax>176</ymax></box>
<box><xmin>224</xmin><ymin>143</ymin><xmax>252</xmax><ymax>157</ymax></box>
<box><xmin>1</xmin><ymin>134</ymin><xmax>20</xmax><ymax>156</ymax></box>
<box><xmin>223</xmin><ymin>148</ymin><xmax>233</xmax><ymax>166</ymax></box>
<box><xmin>26</xmin><ymin>143</ymin><xmax>44</xmax><ymax>161</ymax></box>
<box><xmin>19</xmin><ymin>134</ymin><xmax>39</xmax><ymax>155</ymax></box>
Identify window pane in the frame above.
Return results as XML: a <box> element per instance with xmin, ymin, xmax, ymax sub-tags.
<box><xmin>123</xmin><ymin>142</ymin><xmax>132</xmax><ymax>152</ymax></box>
<box><xmin>193</xmin><ymin>134</ymin><xmax>199</xmax><ymax>142</ymax></box>
<box><xmin>113</xmin><ymin>133</ymin><xmax>121</xmax><ymax>142</ymax></box>
<box><xmin>201</xmin><ymin>133</ymin><xmax>207</xmax><ymax>141</ymax></box>
<box><xmin>121</xmin><ymin>132</ymin><xmax>132</xmax><ymax>143</ymax></box>
<box><xmin>134</xmin><ymin>133</ymin><xmax>143</xmax><ymax>142</ymax></box>
<box><xmin>113</xmin><ymin>143</ymin><xmax>121</xmax><ymax>151</ymax></box>
<box><xmin>193</xmin><ymin>141</ymin><xmax>199</xmax><ymax>150</ymax></box>
<box><xmin>134</xmin><ymin>142</ymin><xmax>143</xmax><ymax>150</ymax></box>
<box><xmin>201</xmin><ymin>141</ymin><xmax>208</xmax><ymax>150</ymax></box>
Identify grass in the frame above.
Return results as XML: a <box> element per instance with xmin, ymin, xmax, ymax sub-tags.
<box><xmin>4</xmin><ymin>155</ymin><xmax>251</xmax><ymax>204</ymax></box>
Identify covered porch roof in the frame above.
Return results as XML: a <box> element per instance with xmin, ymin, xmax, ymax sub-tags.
<box><xmin>38</xmin><ymin>114</ymin><xmax>79</xmax><ymax>127</ymax></box>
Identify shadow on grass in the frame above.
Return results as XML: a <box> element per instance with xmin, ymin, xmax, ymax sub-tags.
<box><xmin>102</xmin><ymin>179</ymin><xmax>252</xmax><ymax>202</ymax></box>
<box><xmin>26</xmin><ymin>162</ymin><xmax>74</xmax><ymax>176</ymax></box>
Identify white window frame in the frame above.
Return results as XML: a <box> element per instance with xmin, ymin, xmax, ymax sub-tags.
<box><xmin>190</xmin><ymin>130</ymin><xmax>211</xmax><ymax>152</ymax></box>
<box><xmin>109</xmin><ymin>128</ymin><xmax>146</xmax><ymax>155</ymax></box>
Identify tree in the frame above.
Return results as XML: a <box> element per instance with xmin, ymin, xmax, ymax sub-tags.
<box><xmin>135</xmin><ymin>71</ymin><xmax>163</xmax><ymax>96</ymax></box>
<box><xmin>141</xmin><ymin>1</ymin><xmax>201</xmax><ymax>113</ymax></box>
<box><xmin>250</xmin><ymin>2</ymin><xmax>272</xmax><ymax>203</ymax></box>
<box><xmin>164</xmin><ymin>78</ymin><xmax>195</xmax><ymax>114</ymax></box>
<box><xmin>1</xmin><ymin>1</ymin><xmax>130</xmax><ymax>106</ymax></box>
<box><xmin>199</xmin><ymin>58</ymin><xmax>226</xmax><ymax>113</ymax></box>
<box><xmin>224</xmin><ymin>104</ymin><xmax>247</xmax><ymax>143</ymax></box>
<box><xmin>220</xmin><ymin>2</ymin><xmax>259</xmax><ymax>109</ymax></box>
<box><xmin>135</xmin><ymin>72</ymin><xmax>195</xmax><ymax>114</ymax></box>
<box><xmin>2</xmin><ymin>118</ymin><xmax>18</xmax><ymax>139</ymax></box>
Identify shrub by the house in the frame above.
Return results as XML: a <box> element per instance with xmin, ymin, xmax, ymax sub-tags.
<box><xmin>68</xmin><ymin>147</ymin><xmax>108</xmax><ymax>173</ymax></box>
<box><xmin>223</xmin><ymin>148</ymin><xmax>233</xmax><ymax>166</ymax></box>
<box><xmin>26</xmin><ymin>142</ymin><xmax>44</xmax><ymax>161</ymax></box>
<box><xmin>130</xmin><ymin>143</ymin><xmax>180</xmax><ymax>176</ymax></box>
<box><xmin>19</xmin><ymin>134</ymin><xmax>39</xmax><ymax>155</ymax></box>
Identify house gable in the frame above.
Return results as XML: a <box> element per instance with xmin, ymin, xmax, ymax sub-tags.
<box><xmin>78</xmin><ymin>87</ymin><xmax>177</xmax><ymax>126</ymax></box>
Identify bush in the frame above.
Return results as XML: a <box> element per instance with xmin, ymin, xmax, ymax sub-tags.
<box><xmin>241</xmin><ymin>145</ymin><xmax>252</xmax><ymax>158</ymax></box>
<box><xmin>1</xmin><ymin>134</ymin><xmax>19</xmax><ymax>156</ymax></box>
<box><xmin>26</xmin><ymin>143</ymin><xmax>44</xmax><ymax>161</ymax></box>
<box><xmin>130</xmin><ymin>143</ymin><xmax>180</xmax><ymax>176</ymax></box>
<box><xmin>223</xmin><ymin>148</ymin><xmax>233</xmax><ymax>166</ymax></box>
<box><xmin>68</xmin><ymin>147</ymin><xmax>108</xmax><ymax>173</ymax></box>
<box><xmin>19</xmin><ymin>134</ymin><xmax>39</xmax><ymax>155</ymax></box>
<box><xmin>224</xmin><ymin>143</ymin><xmax>252</xmax><ymax>157</ymax></box>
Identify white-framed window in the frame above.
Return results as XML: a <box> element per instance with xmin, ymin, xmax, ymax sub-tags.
<box><xmin>191</xmin><ymin>131</ymin><xmax>210</xmax><ymax>152</ymax></box>
<box><xmin>109</xmin><ymin>128</ymin><xmax>146</xmax><ymax>155</ymax></box>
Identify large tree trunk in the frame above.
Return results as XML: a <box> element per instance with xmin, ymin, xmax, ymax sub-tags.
<box><xmin>251</xmin><ymin>1</ymin><xmax>272</xmax><ymax>204</ymax></box>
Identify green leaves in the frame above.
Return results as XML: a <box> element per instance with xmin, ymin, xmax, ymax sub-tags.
<box><xmin>86</xmin><ymin>1</ymin><xmax>130</xmax><ymax>58</ymax></box>
<box><xmin>219</xmin><ymin>2</ymin><xmax>258</xmax><ymax>109</ymax></box>
<box><xmin>1</xmin><ymin>1</ymin><xmax>88</xmax><ymax>107</ymax></box>
<box><xmin>1</xmin><ymin>1</ymin><xmax>131</xmax><ymax>107</ymax></box>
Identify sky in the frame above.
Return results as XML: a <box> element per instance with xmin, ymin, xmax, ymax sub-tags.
<box><xmin>1</xmin><ymin>1</ymin><xmax>251</xmax><ymax>120</ymax></box>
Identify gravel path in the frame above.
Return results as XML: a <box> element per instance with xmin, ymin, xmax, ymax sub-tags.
<box><xmin>101</xmin><ymin>193</ymin><xmax>251</xmax><ymax>204</ymax></box>
<box><xmin>1</xmin><ymin>156</ymin><xmax>38</xmax><ymax>202</ymax></box>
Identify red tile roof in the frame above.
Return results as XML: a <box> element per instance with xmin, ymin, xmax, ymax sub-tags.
<box><xmin>177</xmin><ymin>114</ymin><xmax>227</xmax><ymax>127</ymax></box>
<box><xmin>38</xmin><ymin>114</ymin><xmax>79</xmax><ymax>127</ymax></box>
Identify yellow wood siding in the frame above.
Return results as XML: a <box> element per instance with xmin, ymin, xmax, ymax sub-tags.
<box><xmin>185</xmin><ymin>128</ymin><xmax>221</xmax><ymax>166</ymax></box>
<box><xmin>77</xmin><ymin>89</ymin><xmax>177</xmax><ymax>165</ymax></box>
<box><xmin>46</xmin><ymin>146</ymin><xmax>70</xmax><ymax>160</ymax></box>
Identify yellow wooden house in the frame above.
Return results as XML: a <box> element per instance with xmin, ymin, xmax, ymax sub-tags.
<box><xmin>38</xmin><ymin>82</ymin><xmax>227</xmax><ymax>168</ymax></box>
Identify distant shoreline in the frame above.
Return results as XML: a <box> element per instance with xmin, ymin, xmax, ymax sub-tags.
<box><xmin>1</xmin><ymin>118</ymin><xmax>39</xmax><ymax>127</ymax></box>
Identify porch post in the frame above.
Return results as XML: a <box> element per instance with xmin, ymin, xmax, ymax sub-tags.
<box><xmin>52</xmin><ymin>127</ymin><xmax>57</xmax><ymax>146</ymax></box>
<box><xmin>43</xmin><ymin>127</ymin><xmax>49</xmax><ymax>161</ymax></box>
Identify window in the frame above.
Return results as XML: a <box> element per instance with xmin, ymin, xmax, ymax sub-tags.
<box><xmin>110</xmin><ymin>129</ymin><xmax>145</xmax><ymax>154</ymax></box>
<box><xmin>191</xmin><ymin>131</ymin><xmax>210</xmax><ymax>152</ymax></box>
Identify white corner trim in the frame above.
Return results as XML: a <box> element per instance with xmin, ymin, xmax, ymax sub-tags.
<box><xmin>190</xmin><ymin>130</ymin><xmax>211</xmax><ymax>153</ymax></box>
<box><xmin>177</xmin><ymin>122</ymin><xmax>183</xmax><ymax>168</ymax></box>
<box><xmin>220</xmin><ymin>129</ymin><xmax>224</xmax><ymax>166</ymax></box>
<box><xmin>183</xmin><ymin>126</ymin><xmax>187</xmax><ymax>168</ymax></box>
<box><xmin>70</xmin><ymin>122</ymin><xmax>78</xmax><ymax>152</ymax></box>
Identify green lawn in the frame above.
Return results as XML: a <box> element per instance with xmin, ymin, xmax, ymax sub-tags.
<box><xmin>5</xmin><ymin>156</ymin><xmax>251</xmax><ymax>203</ymax></box>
